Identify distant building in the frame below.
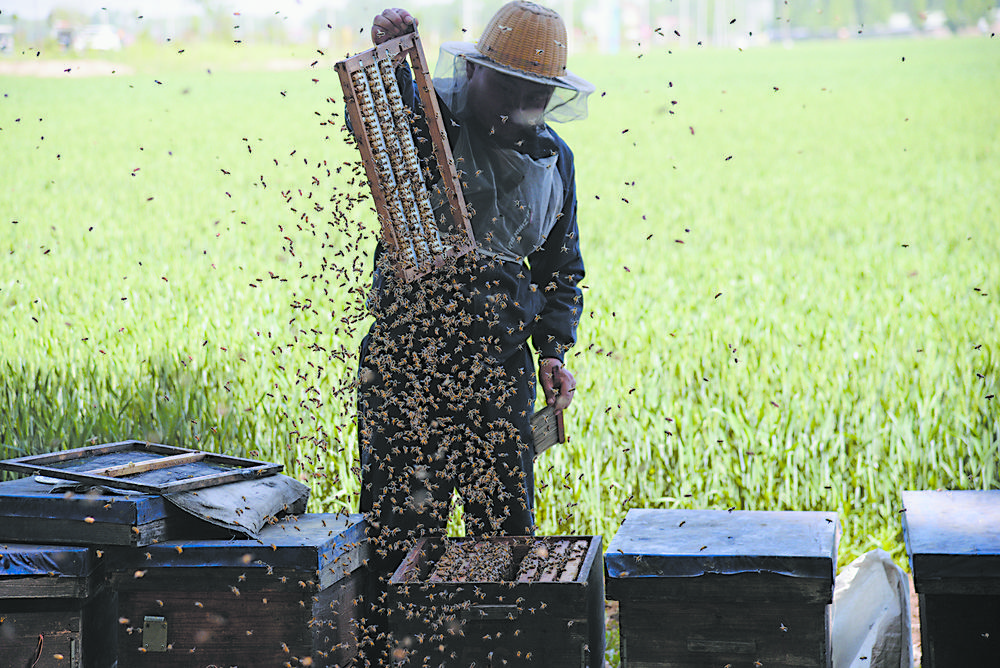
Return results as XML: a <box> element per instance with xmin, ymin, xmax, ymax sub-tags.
<box><xmin>54</xmin><ymin>20</ymin><xmax>73</xmax><ymax>51</ymax></box>
<box><xmin>73</xmin><ymin>25</ymin><xmax>122</xmax><ymax>52</ymax></box>
<box><xmin>0</xmin><ymin>25</ymin><xmax>13</xmax><ymax>54</ymax></box>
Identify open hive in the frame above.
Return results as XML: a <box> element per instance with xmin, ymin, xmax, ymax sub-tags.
<box><xmin>335</xmin><ymin>30</ymin><xmax>476</xmax><ymax>283</ymax></box>
<box><xmin>388</xmin><ymin>536</ymin><xmax>605</xmax><ymax>667</ymax></box>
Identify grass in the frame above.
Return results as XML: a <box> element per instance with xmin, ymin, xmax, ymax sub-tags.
<box><xmin>2</xmin><ymin>33</ymin><xmax>998</xmax><ymax>589</ymax></box>
<box><xmin>549</xmin><ymin>36</ymin><xmax>1000</xmax><ymax>566</ymax></box>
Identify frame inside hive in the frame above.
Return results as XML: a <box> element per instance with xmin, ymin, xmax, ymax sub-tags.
<box><xmin>336</xmin><ymin>31</ymin><xmax>476</xmax><ymax>283</ymax></box>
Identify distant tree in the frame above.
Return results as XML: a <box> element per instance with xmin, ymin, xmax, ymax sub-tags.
<box><xmin>829</xmin><ymin>0</ymin><xmax>857</xmax><ymax>25</ymax></box>
<box><xmin>859</xmin><ymin>0</ymin><xmax>895</xmax><ymax>25</ymax></box>
<box><xmin>47</xmin><ymin>6</ymin><xmax>88</xmax><ymax>28</ymax></box>
<box><xmin>259</xmin><ymin>14</ymin><xmax>287</xmax><ymax>44</ymax></box>
<box><xmin>951</xmin><ymin>0</ymin><xmax>998</xmax><ymax>26</ymax></box>
<box><xmin>899</xmin><ymin>0</ymin><xmax>930</xmax><ymax>25</ymax></box>
<box><xmin>192</xmin><ymin>0</ymin><xmax>230</xmax><ymax>41</ymax></box>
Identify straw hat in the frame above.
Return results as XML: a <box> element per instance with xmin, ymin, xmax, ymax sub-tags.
<box><xmin>442</xmin><ymin>1</ymin><xmax>591</xmax><ymax>93</ymax></box>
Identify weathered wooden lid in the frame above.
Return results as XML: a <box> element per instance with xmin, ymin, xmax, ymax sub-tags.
<box><xmin>0</xmin><ymin>440</ymin><xmax>282</xmax><ymax>495</ymax></box>
<box><xmin>110</xmin><ymin>513</ymin><xmax>367</xmax><ymax>587</ymax></box>
<box><xmin>902</xmin><ymin>490</ymin><xmax>1000</xmax><ymax>583</ymax></box>
<box><xmin>605</xmin><ymin>508</ymin><xmax>838</xmax><ymax>581</ymax></box>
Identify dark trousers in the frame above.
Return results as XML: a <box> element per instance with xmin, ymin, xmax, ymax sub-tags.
<box><xmin>356</xmin><ymin>325</ymin><xmax>536</xmax><ymax>663</ymax></box>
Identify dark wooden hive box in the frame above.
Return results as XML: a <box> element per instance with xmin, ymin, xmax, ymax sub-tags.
<box><xmin>0</xmin><ymin>476</ymin><xmax>224</xmax><ymax>547</ymax></box>
<box><xmin>606</xmin><ymin>508</ymin><xmax>838</xmax><ymax>668</ymax></box>
<box><xmin>109</xmin><ymin>512</ymin><xmax>368</xmax><ymax>668</ymax></box>
<box><xmin>902</xmin><ymin>489</ymin><xmax>1000</xmax><ymax>667</ymax></box>
<box><xmin>1</xmin><ymin>542</ymin><xmax>116</xmax><ymax>668</ymax></box>
<box><xmin>388</xmin><ymin>535</ymin><xmax>605</xmax><ymax>667</ymax></box>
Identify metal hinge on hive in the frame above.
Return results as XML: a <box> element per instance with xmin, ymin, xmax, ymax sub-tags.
<box><xmin>336</xmin><ymin>30</ymin><xmax>476</xmax><ymax>282</ymax></box>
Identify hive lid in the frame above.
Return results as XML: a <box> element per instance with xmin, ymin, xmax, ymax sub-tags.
<box><xmin>605</xmin><ymin>508</ymin><xmax>838</xmax><ymax>580</ymax></box>
<box><xmin>902</xmin><ymin>490</ymin><xmax>1000</xmax><ymax>581</ymax></box>
<box><xmin>110</xmin><ymin>513</ymin><xmax>367</xmax><ymax>584</ymax></box>
<box><xmin>0</xmin><ymin>474</ymin><xmax>170</xmax><ymax>521</ymax></box>
<box><xmin>0</xmin><ymin>542</ymin><xmax>97</xmax><ymax>578</ymax></box>
<box><xmin>0</xmin><ymin>475</ymin><xmax>182</xmax><ymax>547</ymax></box>
<box><xmin>0</xmin><ymin>472</ymin><xmax>309</xmax><ymax>546</ymax></box>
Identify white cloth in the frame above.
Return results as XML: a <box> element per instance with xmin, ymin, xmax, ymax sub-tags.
<box><xmin>831</xmin><ymin>549</ymin><xmax>913</xmax><ymax>668</ymax></box>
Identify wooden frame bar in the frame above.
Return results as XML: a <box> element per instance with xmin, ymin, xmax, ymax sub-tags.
<box><xmin>85</xmin><ymin>452</ymin><xmax>207</xmax><ymax>478</ymax></box>
<box><xmin>335</xmin><ymin>30</ymin><xmax>476</xmax><ymax>282</ymax></box>
<box><xmin>530</xmin><ymin>405</ymin><xmax>565</xmax><ymax>457</ymax></box>
<box><xmin>0</xmin><ymin>440</ymin><xmax>282</xmax><ymax>495</ymax></box>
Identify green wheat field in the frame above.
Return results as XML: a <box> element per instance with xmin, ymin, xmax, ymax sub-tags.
<box><xmin>2</xmin><ymin>34</ymin><xmax>998</xmax><ymax>587</ymax></box>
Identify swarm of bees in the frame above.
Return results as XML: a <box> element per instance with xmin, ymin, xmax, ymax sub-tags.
<box><xmin>273</xmin><ymin>33</ymin><xmax>551</xmax><ymax>667</ymax></box>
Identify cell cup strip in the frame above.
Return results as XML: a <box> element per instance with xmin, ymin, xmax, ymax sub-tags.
<box><xmin>336</xmin><ymin>31</ymin><xmax>475</xmax><ymax>282</ymax></box>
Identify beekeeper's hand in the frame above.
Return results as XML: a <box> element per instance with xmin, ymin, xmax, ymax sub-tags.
<box><xmin>540</xmin><ymin>358</ymin><xmax>575</xmax><ymax>411</ymax></box>
<box><xmin>372</xmin><ymin>8</ymin><xmax>418</xmax><ymax>45</ymax></box>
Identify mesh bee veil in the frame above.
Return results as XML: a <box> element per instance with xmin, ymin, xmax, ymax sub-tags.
<box><xmin>434</xmin><ymin>41</ymin><xmax>593</xmax><ymax>124</ymax></box>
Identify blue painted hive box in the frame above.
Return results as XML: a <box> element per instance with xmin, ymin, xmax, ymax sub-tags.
<box><xmin>902</xmin><ymin>489</ymin><xmax>1000</xmax><ymax>667</ymax></box>
<box><xmin>0</xmin><ymin>476</ymin><xmax>215</xmax><ymax>547</ymax></box>
<box><xmin>1</xmin><ymin>543</ymin><xmax>116</xmax><ymax>668</ymax></box>
<box><xmin>108</xmin><ymin>512</ymin><xmax>367</xmax><ymax>668</ymax></box>
<box><xmin>605</xmin><ymin>508</ymin><xmax>838</xmax><ymax>668</ymax></box>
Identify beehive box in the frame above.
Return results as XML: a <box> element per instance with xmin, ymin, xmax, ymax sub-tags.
<box><xmin>0</xmin><ymin>476</ymin><xmax>223</xmax><ymax>547</ymax></box>
<box><xmin>109</xmin><ymin>513</ymin><xmax>367</xmax><ymax>667</ymax></box>
<box><xmin>388</xmin><ymin>535</ymin><xmax>605</xmax><ymax>667</ymax></box>
<box><xmin>606</xmin><ymin>509</ymin><xmax>838</xmax><ymax>668</ymax></box>
<box><xmin>902</xmin><ymin>489</ymin><xmax>1000</xmax><ymax>667</ymax></box>
<box><xmin>1</xmin><ymin>543</ymin><xmax>116</xmax><ymax>668</ymax></box>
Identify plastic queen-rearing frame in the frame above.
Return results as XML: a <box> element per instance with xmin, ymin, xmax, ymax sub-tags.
<box><xmin>335</xmin><ymin>30</ymin><xmax>476</xmax><ymax>283</ymax></box>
